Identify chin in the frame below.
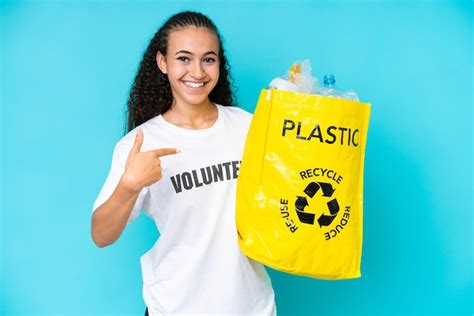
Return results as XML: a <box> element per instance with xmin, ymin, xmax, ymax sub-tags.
<box><xmin>182</xmin><ymin>96</ymin><xmax>210</xmax><ymax>106</ymax></box>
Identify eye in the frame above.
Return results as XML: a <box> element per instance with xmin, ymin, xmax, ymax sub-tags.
<box><xmin>203</xmin><ymin>57</ymin><xmax>216</xmax><ymax>64</ymax></box>
<box><xmin>177</xmin><ymin>56</ymin><xmax>190</xmax><ymax>63</ymax></box>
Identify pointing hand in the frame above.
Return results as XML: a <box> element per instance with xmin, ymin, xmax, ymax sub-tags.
<box><xmin>122</xmin><ymin>128</ymin><xmax>180</xmax><ymax>192</ymax></box>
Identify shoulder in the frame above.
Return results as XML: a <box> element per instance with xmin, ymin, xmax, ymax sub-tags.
<box><xmin>218</xmin><ymin>104</ymin><xmax>253</xmax><ymax>124</ymax></box>
<box><xmin>114</xmin><ymin>116</ymin><xmax>159</xmax><ymax>151</ymax></box>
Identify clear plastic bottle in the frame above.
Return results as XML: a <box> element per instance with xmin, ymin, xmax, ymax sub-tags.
<box><xmin>318</xmin><ymin>74</ymin><xmax>359</xmax><ymax>101</ymax></box>
<box><xmin>320</xmin><ymin>74</ymin><xmax>343</xmax><ymax>98</ymax></box>
<box><xmin>343</xmin><ymin>89</ymin><xmax>360</xmax><ymax>101</ymax></box>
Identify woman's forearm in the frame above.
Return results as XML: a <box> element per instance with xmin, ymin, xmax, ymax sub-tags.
<box><xmin>91</xmin><ymin>177</ymin><xmax>142</xmax><ymax>248</ymax></box>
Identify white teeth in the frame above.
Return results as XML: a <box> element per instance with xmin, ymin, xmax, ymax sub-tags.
<box><xmin>184</xmin><ymin>81</ymin><xmax>205</xmax><ymax>88</ymax></box>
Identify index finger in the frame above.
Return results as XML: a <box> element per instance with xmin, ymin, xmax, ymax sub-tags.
<box><xmin>153</xmin><ymin>148</ymin><xmax>181</xmax><ymax>157</ymax></box>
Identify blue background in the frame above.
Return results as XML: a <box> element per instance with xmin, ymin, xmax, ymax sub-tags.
<box><xmin>1</xmin><ymin>0</ymin><xmax>472</xmax><ymax>315</ymax></box>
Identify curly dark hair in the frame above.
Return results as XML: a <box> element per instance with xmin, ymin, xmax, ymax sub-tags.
<box><xmin>124</xmin><ymin>11</ymin><xmax>236</xmax><ymax>134</ymax></box>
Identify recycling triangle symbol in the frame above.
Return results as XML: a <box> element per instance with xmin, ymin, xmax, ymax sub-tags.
<box><xmin>295</xmin><ymin>181</ymin><xmax>340</xmax><ymax>227</ymax></box>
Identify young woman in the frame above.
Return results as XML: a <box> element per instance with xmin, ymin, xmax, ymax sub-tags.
<box><xmin>90</xmin><ymin>11</ymin><xmax>277</xmax><ymax>316</ymax></box>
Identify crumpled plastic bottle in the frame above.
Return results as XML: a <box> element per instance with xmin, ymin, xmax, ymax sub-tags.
<box><xmin>268</xmin><ymin>59</ymin><xmax>319</xmax><ymax>94</ymax></box>
<box><xmin>318</xmin><ymin>74</ymin><xmax>359</xmax><ymax>101</ymax></box>
<box><xmin>268</xmin><ymin>60</ymin><xmax>360</xmax><ymax>102</ymax></box>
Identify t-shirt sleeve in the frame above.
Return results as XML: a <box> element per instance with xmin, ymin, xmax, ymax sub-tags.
<box><xmin>92</xmin><ymin>140</ymin><xmax>149</xmax><ymax>225</ymax></box>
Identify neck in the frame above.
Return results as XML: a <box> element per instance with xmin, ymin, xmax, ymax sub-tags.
<box><xmin>163</xmin><ymin>99</ymin><xmax>218</xmax><ymax>129</ymax></box>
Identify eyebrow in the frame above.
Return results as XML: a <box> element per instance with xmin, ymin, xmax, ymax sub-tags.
<box><xmin>174</xmin><ymin>50</ymin><xmax>218</xmax><ymax>57</ymax></box>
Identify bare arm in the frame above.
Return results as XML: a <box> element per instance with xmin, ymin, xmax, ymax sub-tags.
<box><xmin>90</xmin><ymin>128</ymin><xmax>179</xmax><ymax>248</ymax></box>
<box><xmin>91</xmin><ymin>176</ymin><xmax>141</xmax><ymax>248</ymax></box>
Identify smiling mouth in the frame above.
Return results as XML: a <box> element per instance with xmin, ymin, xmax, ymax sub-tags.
<box><xmin>182</xmin><ymin>81</ymin><xmax>208</xmax><ymax>88</ymax></box>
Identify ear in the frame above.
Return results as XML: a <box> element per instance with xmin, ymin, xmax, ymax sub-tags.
<box><xmin>156</xmin><ymin>51</ymin><xmax>168</xmax><ymax>74</ymax></box>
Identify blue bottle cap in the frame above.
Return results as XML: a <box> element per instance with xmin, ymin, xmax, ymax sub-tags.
<box><xmin>323</xmin><ymin>74</ymin><xmax>336</xmax><ymax>85</ymax></box>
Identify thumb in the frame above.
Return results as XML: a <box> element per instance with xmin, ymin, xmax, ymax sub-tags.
<box><xmin>130</xmin><ymin>128</ymin><xmax>144</xmax><ymax>155</ymax></box>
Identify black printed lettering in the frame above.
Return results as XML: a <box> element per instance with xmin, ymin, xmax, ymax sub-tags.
<box><xmin>281</xmin><ymin>119</ymin><xmax>360</xmax><ymax>147</ymax></box>
<box><xmin>170</xmin><ymin>160</ymin><xmax>241</xmax><ymax>194</ymax></box>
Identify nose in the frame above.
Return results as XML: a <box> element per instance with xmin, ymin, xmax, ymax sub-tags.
<box><xmin>189</xmin><ymin>62</ymin><xmax>205</xmax><ymax>80</ymax></box>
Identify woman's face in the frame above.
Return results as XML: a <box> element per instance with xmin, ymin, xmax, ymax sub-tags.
<box><xmin>156</xmin><ymin>27</ymin><xmax>220</xmax><ymax>109</ymax></box>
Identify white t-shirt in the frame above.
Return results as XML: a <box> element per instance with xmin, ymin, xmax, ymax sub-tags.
<box><xmin>92</xmin><ymin>104</ymin><xmax>277</xmax><ymax>316</ymax></box>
